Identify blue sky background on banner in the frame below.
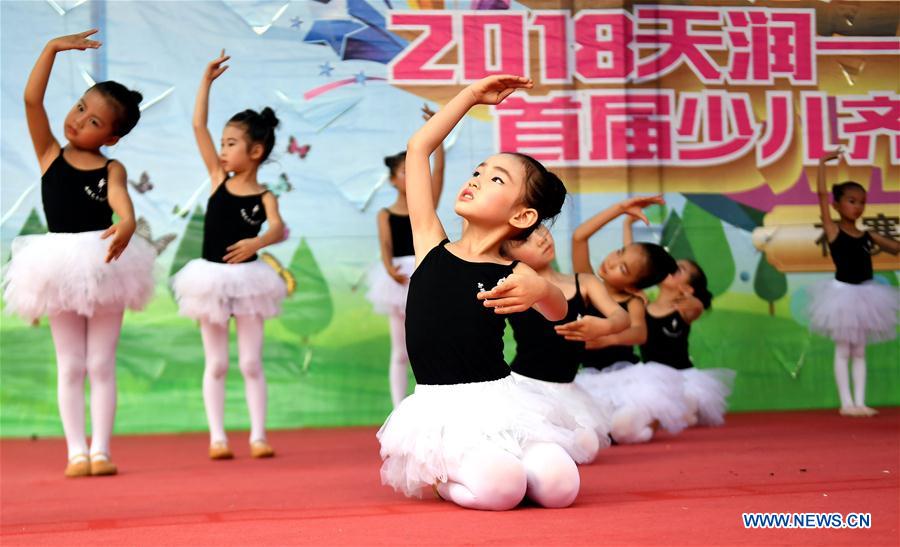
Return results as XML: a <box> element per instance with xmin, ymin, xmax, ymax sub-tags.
<box><xmin>2</xmin><ymin>0</ymin><xmax>766</xmax><ymax>296</ymax></box>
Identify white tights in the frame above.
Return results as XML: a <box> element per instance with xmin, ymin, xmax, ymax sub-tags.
<box><xmin>436</xmin><ymin>443</ymin><xmax>580</xmax><ymax>510</ymax></box>
<box><xmin>388</xmin><ymin>307</ymin><xmax>409</xmax><ymax>408</ymax></box>
<box><xmin>200</xmin><ymin>315</ymin><xmax>267</xmax><ymax>444</ymax></box>
<box><xmin>834</xmin><ymin>340</ymin><xmax>868</xmax><ymax>408</ymax></box>
<box><xmin>49</xmin><ymin>309</ymin><xmax>124</xmax><ymax>459</ymax></box>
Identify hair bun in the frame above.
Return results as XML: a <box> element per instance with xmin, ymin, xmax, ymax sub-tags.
<box><xmin>129</xmin><ymin>90</ymin><xmax>144</xmax><ymax>105</ymax></box>
<box><xmin>539</xmin><ymin>170</ymin><xmax>566</xmax><ymax>220</ymax></box>
<box><xmin>260</xmin><ymin>107</ymin><xmax>279</xmax><ymax>129</ymax></box>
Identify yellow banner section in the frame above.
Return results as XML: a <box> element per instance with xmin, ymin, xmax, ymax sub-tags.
<box><xmin>753</xmin><ymin>224</ymin><xmax>900</xmax><ymax>273</ymax></box>
<box><xmin>763</xmin><ymin>204</ymin><xmax>900</xmax><ymax>226</ymax></box>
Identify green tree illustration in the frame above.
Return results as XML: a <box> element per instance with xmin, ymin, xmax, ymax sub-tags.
<box><xmin>3</xmin><ymin>208</ymin><xmax>47</xmax><ymax>264</ymax></box>
<box><xmin>682</xmin><ymin>202</ymin><xmax>735</xmax><ymax>296</ymax></box>
<box><xmin>274</xmin><ymin>237</ymin><xmax>334</xmax><ymax>372</ymax></box>
<box><xmin>754</xmin><ymin>253</ymin><xmax>788</xmax><ymax>316</ymax></box>
<box><xmin>660</xmin><ymin>210</ymin><xmax>695</xmax><ymax>261</ymax></box>
<box><xmin>18</xmin><ymin>208</ymin><xmax>47</xmax><ymax>236</ymax></box>
<box><xmin>168</xmin><ymin>206</ymin><xmax>205</xmax><ymax>278</ymax></box>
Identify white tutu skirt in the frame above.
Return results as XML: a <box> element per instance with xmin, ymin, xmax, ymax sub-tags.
<box><xmin>3</xmin><ymin>231</ymin><xmax>155</xmax><ymax>320</ymax></box>
<box><xmin>511</xmin><ymin>372</ymin><xmax>613</xmax><ymax>456</ymax></box>
<box><xmin>807</xmin><ymin>279</ymin><xmax>898</xmax><ymax>345</ymax></box>
<box><xmin>377</xmin><ymin>375</ymin><xmax>587</xmax><ymax>497</ymax></box>
<box><xmin>575</xmin><ymin>363</ymin><xmax>691</xmax><ymax>444</ymax></box>
<box><xmin>171</xmin><ymin>258</ymin><xmax>287</xmax><ymax>324</ymax></box>
<box><xmin>676</xmin><ymin>367</ymin><xmax>735</xmax><ymax>427</ymax></box>
<box><xmin>365</xmin><ymin>255</ymin><xmax>415</xmax><ymax>315</ymax></box>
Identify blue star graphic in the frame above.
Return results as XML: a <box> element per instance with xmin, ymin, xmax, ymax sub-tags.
<box><xmin>354</xmin><ymin>71</ymin><xmax>367</xmax><ymax>85</ymax></box>
<box><xmin>319</xmin><ymin>62</ymin><xmax>334</xmax><ymax>77</ymax></box>
<box><xmin>290</xmin><ymin>17</ymin><xmax>302</xmax><ymax>29</ymax></box>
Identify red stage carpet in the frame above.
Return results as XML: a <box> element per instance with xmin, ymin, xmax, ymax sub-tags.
<box><xmin>2</xmin><ymin>409</ymin><xmax>897</xmax><ymax>545</ymax></box>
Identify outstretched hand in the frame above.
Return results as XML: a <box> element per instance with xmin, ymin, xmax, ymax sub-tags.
<box><xmin>224</xmin><ymin>237</ymin><xmax>260</xmax><ymax>264</ymax></box>
<box><xmin>203</xmin><ymin>49</ymin><xmax>230</xmax><ymax>83</ymax></box>
<box><xmin>819</xmin><ymin>148</ymin><xmax>842</xmax><ymax>165</ymax></box>
<box><xmin>389</xmin><ymin>265</ymin><xmax>409</xmax><ymax>285</ymax></box>
<box><xmin>466</xmin><ymin>75</ymin><xmax>533</xmax><ymax>106</ymax></box>
<box><xmin>51</xmin><ymin>29</ymin><xmax>101</xmax><ymax>52</ymax></box>
<box><xmin>476</xmin><ymin>273</ymin><xmax>544</xmax><ymax>314</ymax></box>
<box><xmin>554</xmin><ymin>315</ymin><xmax>611</xmax><ymax>342</ymax></box>
<box><xmin>618</xmin><ymin>195</ymin><xmax>665</xmax><ymax>225</ymax></box>
<box><xmin>100</xmin><ymin>219</ymin><xmax>135</xmax><ymax>263</ymax></box>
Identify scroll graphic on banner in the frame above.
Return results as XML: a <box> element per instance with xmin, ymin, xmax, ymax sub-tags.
<box><xmin>752</xmin><ymin>207</ymin><xmax>900</xmax><ymax>273</ymax></box>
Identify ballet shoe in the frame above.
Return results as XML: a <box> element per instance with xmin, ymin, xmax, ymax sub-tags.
<box><xmin>839</xmin><ymin>406</ymin><xmax>864</xmax><ymax>417</ymax></box>
<box><xmin>250</xmin><ymin>440</ymin><xmax>275</xmax><ymax>458</ymax></box>
<box><xmin>856</xmin><ymin>406</ymin><xmax>878</xmax><ymax>417</ymax></box>
<box><xmin>209</xmin><ymin>442</ymin><xmax>234</xmax><ymax>460</ymax></box>
<box><xmin>64</xmin><ymin>454</ymin><xmax>91</xmax><ymax>478</ymax></box>
<box><xmin>89</xmin><ymin>453</ymin><xmax>118</xmax><ymax>476</ymax></box>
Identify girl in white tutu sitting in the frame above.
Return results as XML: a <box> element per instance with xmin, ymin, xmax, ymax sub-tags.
<box><xmin>501</xmin><ymin>225</ymin><xmax>630</xmax><ymax>464</ymax></box>
<box><xmin>4</xmin><ymin>30</ymin><xmax>154</xmax><ymax>477</ymax></box>
<box><xmin>560</xmin><ymin>197</ymin><xmax>689</xmax><ymax>444</ymax></box>
<box><xmin>172</xmin><ymin>51</ymin><xmax>286</xmax><ymax>459</ymax></box>
<box><xmin>622</xmin><ymin>217</ymin><xmax>735</xmax><ymax>427</ymax></box>
<box><xmin>809</xmin><ymin>150</ymin><xmax>899</xmax><ymax>417</ymax></box>
<box><xmin>367</xmin><ymin>106</ymin><xmax>444</xmax><ymax>408</ymax></box>
<box><xmin>377</xmin><ymin>75</ymin><xmax>586</xmax><ymax>510</ymax></box>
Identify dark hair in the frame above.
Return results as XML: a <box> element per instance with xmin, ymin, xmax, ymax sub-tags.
<box><xmin>89</xmin><ymin>81</ymin><xmax>142</xmax><ymax>137</ymax></box>
<box><xmin>505</xmin><ymin>152</ymin><xmax>567</xmax><ymax>240</ymax></box>
<box><xmin>684</xmin><ymin>259</ymin><xmax>712</xmax><ymax>309</ymax></box>
<box><xmin>633</xmin><ymin>243</ymin><xmax>677</xmax><ymax>290</ymax></box>
<box><xmin>228</xmin><ymin>107</ymin><xmax>279</xmax><ymax>162</ymax></box>
<box><xmin>832</xmin><ymin>181</ymin><xmax>865</xmax><ymax>202</ymax></box>
<box><xmin>384</xmin><ymin>151</ymin><xmax>406</xmax><ymax>178</ymax></box>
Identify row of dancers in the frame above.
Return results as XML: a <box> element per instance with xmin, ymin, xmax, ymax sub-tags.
<box><xmin>3</xmin><ymin>31</ymin><xmax>897</xmax><ymax>502</ymax></box>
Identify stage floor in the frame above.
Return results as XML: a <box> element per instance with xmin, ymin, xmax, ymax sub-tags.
<box><xmin>2</xmin><ymin>409</ymin><xmax>898</xmax><ymax>545</ymax></box>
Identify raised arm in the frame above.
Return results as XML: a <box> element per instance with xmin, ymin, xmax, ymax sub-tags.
<box><xmin>223</xmin><ymin>192</ymin><xmax>285</xmax><ymax>263</ymax></box>
<box><xmin>193</xmin><ymin>50</ymin><xmax>229</xmax><ymax>188</ymax></box>
<box><xmin>422</xmin><ymin>105</ymin><xmax>445</xmax><ymax>208</ymax></box>
<box><xmin>816</xmin><ymin>150</ymin><xmax>840</xmax><ymax>243</ymax></box>
<box><xmin>100</xmin><ymin>161</ymin><xmax>137</xmax><ymax>262</ymax></box>
<box><xmin>623</xmin><ymin>216</ymin><xmax>635</xmax><ymax>246</ymax></box>
<box><xmin>572</xmin><ymin>195</ymin><xmax>664</xmax><ymax>274</ymax></box>
<box><xmin>406</xmin><ymin>75</ymin><xmax>532</xmax><ymax>263</ymax></box>
<box><xmin>25</xmin><ymin>30</ymin><xmax>101</xmax><ymax>171</ymax></box>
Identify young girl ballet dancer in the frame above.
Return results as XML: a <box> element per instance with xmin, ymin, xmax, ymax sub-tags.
<box><xmin>559</xmin><ymin>197</ymin><xmax>689</xmax><ymax>444</ymax></box>
<box><xmin>366</xmin><ymin>106</ymin><xmax>444</xmax><ymax>408</ymax></box>
<box><xmin>3</xmin><ymin>30</ymin><xmax>154</xmax><ymax>477</ymax></box>
<box><xmin>502</xmin><ymin>225</ymin><xmax>630</xmax><ymax>463</ymax></box>
<box><xmin>808</xmin><ymin>150</ymin><xmax>899</xmax><ymax>417</ymax></box>
<box><xmin>623</xmin><ymin>217</ymin><xmax>735</xmax><ymax>427</ymax></box>
<box><xmin>377</xmin><ymin>75</ymin><xmax>588</xmax><ymax>511</ymax></box>
<box><xmin>172</xmin><ymin>51</ymin><xmax>287</xmax><ymax>459</ymax></box>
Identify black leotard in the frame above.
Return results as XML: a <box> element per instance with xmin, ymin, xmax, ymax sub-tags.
<box><xmin>581</xmin><ymin>299</ymin><xmax>639</xmax><ymax>370</ymax></box>
<box><xmin>510</xmin><ymin>274</ymin><xmax>586</xmax><ymax>383</ymax></box>
<box><xmin>202</xmin><ymin>179</ymin><xmax>268</xmax><ymax>263</ymax></box>
<box><xmin>41</xmin><ymin>150</ymin><xmax>113</xmax><ymax>233</ymax></box>
<box><xmin>640</xmin><ymin>309</ymin><xmax>692</xmax><ymax>369</ymax></box>
<box><xmin>405</xmin><ymin>240</ymin><xmax>518</xmax><ymax>385</ymax></box>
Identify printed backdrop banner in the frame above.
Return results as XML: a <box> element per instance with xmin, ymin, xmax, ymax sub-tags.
<box><xmin>1</xmin><ymin>1</ymin><xmax>898</xmax><ymax>437</ymax></box>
